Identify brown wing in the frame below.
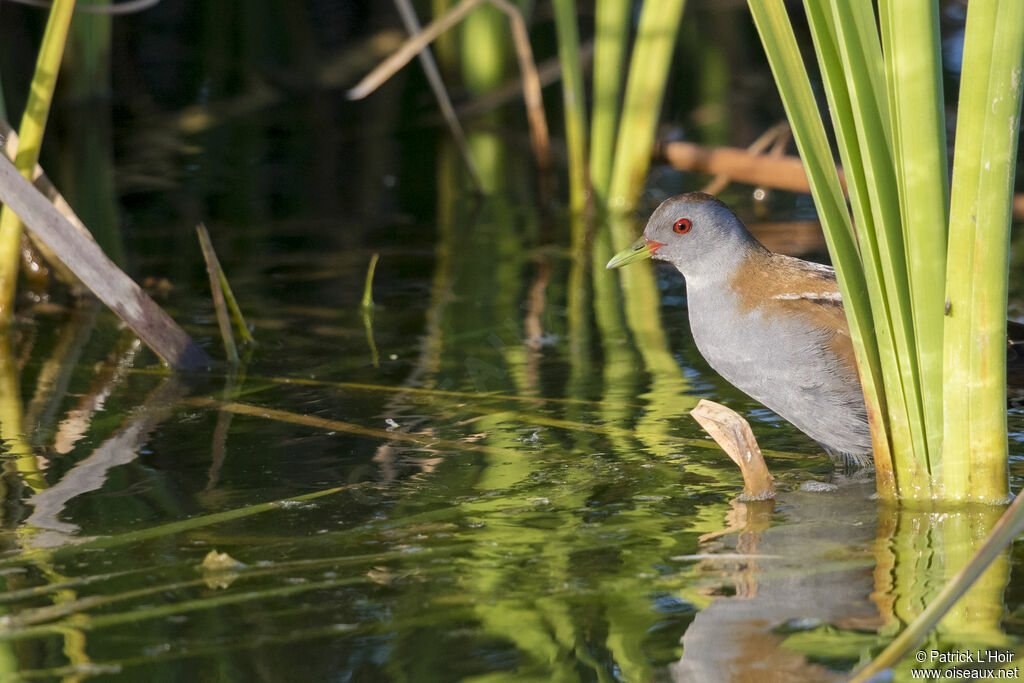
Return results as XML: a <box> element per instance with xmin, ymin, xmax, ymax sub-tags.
<box><xmin>731</xmin><ymin>252</ymin><xmax>858</xmax><ymax>381</ymax></box>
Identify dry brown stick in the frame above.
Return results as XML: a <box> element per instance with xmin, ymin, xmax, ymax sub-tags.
<box><xmin>690</xmin><ymin>399</ymin><xmax>776</xmax><ymax>501</ymax></box>
<box><xmin>348</xmin><ymin>0</ymin><xmax>550</xmax><ymax>169</ymax></box>
<box><xmin>675</xmin><ymin>137</ymin><xmax>1024</xmax><ymax>220</ymax></box>
<box><xmin>347</xmin><ymin>0</ymin><xmax>478</xmax><ymax>100</ymax></box>
<box><xmin>701</xmin><ymin>122</ymin><xmax>790</xmax><ymax>196</ymax></box>
<box><xmin>0</xmin><ymin>153</ymin><xmax>210</xmax><ymax>370</ymax></box>
<box><xmin>768</xmin><ymin>124</ymin><xmax>792</xmax><ymax>158</ymax></box>
<box><xmin>677</xmin><ymin>138</ymin><xmax>1024</xmax><ymax>222</ymax></box>
<box><xmin>489</xmin><ymin>0</ymin><xmax>549</xmax><ymax>169</ymax></box>
<box><xmin>392</xmin><ymin>0</ymin><xmax>483</xmax><ymax>192</ymax></box>
<box><xmin>185</xmin><ymin>397</ymin><xmax>523</xmax><ymax>460</ymax></box>
<box><xmin>671</xmin><ymin>137</ymin><xmax>825</xmax><ymax>196</ymax></box>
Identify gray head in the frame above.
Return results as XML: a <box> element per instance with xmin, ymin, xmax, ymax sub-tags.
<box><xmin>607</xmin><ymin>193</ymin><xmax>766</xmax><ymax>285</ymax></box>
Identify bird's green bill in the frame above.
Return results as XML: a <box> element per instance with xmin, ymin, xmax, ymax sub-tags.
<box><xmin>606</xmin><ymin>236</ymin><xmax>656</xmax><ymax>269</ymax></box>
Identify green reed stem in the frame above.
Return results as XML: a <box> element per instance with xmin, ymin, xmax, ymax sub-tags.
<box><xmin>460</xmin><ymin>2</ymin><xmax>510</xmax><ymax>93</ymax></box>
<box><xmin>879</xmin><ymin>0</ymin><xmax>948</xmax><ymax>470</ymax></box>
<box><xmin>754</xmin><ymin>0</ymin><xmax>1022</xmax><ymax>502</ymax></box>
<box><xmin>0</xmin><ymin>0</ymin><xmax>77</xmax><ymax>319</ymax></box>
<box><xmin>747</xmin><ymin>0</ymin><xmax>896</xmax><ymax>497</ymax></box>
<box><xmin>943</xmin><ymin>0</ymin><xmax>1024</xmax><ymax>502</ymax></box>
<box><xmin>551</xmin><ymin>0</ymin><xmax>587</xmax><ymax>216</ymax></box>
<box><xmin>588</xmin><ymin>0</ymin><xmax>630</xmax><ymax>203</ymax></box>
<box><xmin>606</xmin><ymin>0</ymin><xmax>686</xmax><ymax>214</ymax></box>
<box><xmin>817</xmin><ymin>1</ymin><xmax>931</xmax><ymax>484</ymax></box>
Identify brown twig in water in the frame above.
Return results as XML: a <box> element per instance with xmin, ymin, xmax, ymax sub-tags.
<box><xmin>347</xmin><ymin>0</ymin><xmax>550</xmax><ymax>170</ymax></box>
<box><xmin>0</xmin><ymin>154</ymin><xmax>210</xmax><ymax>370</ymax></box>
<box><xmin>184</xmin><ymin>397</ymin><xmax>525</xmax><ymax>460</ymax></box>
<box><xmin>690</xmin><ymin>399</ymin><xmax>776</xmax><ymax>501</ymax></box>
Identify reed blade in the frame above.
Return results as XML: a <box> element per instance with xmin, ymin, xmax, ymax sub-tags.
<box><xmin>747</xmin><ymin>0</ymin><xmax>896</xmax><ymax>496</ymax></box>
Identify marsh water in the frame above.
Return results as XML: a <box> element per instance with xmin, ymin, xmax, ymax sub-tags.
<box><xmin>2</xmin><ymin>2</ymin><xmax>1024</xmax><ymax>682</ymax></box>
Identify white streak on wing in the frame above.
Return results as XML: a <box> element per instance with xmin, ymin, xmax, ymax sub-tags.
<box><xmin>772</xmin><ymin>291</ymin><xmax>842</xmax><ymax>302</ymax></box>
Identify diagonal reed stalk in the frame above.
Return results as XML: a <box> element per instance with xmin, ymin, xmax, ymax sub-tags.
<box><xmin>348</xmin><ymin>0</ymin><xmax>550</xmax><ymax>170</ymax></box>
<box><xmin>196</xmin><ymin>224</ymin><xmax>239</xmax><ymax>364</ymax></box>
<box><xmin>393</xmin><ymin>0</ymin><xmax>483</xmax><ymax>192</ymax></box>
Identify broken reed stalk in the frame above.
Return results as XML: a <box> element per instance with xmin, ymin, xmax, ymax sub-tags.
<box><xmin>363</xmin><ymin>309</ymin><xmax>380</xmax><ymax>368</ymax></box>
<box><xmin>196</xmin><ymin>224</ymin><xmax>239</xmax><ymax>365</ymax></box>
<box><xmin>0</xmin><ymin>154</ymin><xmax>209</xmax><ymax>370</ymax></box>
<box><xmin>391</xmin><ymin>0</ymin><xmax>483</xmax><ymax>192</ymax></box>
<box><xmin>690</xmin><ymin>399</ymin><xmax>775</xmax><ymax>500</ymax></box>
<box><xmin>347</xmin><ymin>0</ymin><xmax>550</xmax><ymax>169</ymax></box>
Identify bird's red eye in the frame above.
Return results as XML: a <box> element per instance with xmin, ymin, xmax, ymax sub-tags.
<box><xmin>673</xmin><ymin>218</ymin><xmax>692</xmax><ymax>234</ymax></box>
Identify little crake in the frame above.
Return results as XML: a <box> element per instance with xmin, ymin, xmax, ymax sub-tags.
<box><xmin>607</xmin><ymin>192</ymin><xmax>872</xmax><ymax>464</ymax></box>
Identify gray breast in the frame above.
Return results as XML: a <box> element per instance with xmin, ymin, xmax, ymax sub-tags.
<box><xmin>685</xmin><ymin>285</ymin><xmax>871</xmax><ymax>458</ymax></box>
